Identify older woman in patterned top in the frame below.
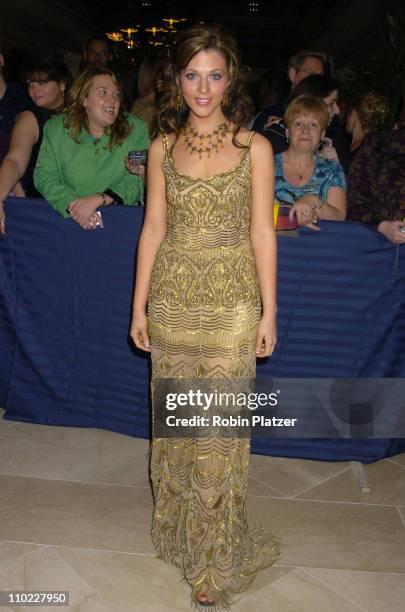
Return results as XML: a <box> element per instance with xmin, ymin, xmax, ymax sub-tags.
<box><xmin>274</xmin><ymin>95</ymin><xmax>346</xmax><ymax>231</ymax></box>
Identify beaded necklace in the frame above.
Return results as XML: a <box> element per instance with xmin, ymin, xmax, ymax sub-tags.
<box><xmin>183</xmin><ymin>121</ymin><xmax>229</xmax><ymax>159</ymax></box>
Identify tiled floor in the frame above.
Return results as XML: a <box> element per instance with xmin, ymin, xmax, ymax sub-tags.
<box><xmin>1</xmin><ymin>408</ymin><xmax>405</xmax><ymax>611</ymax></box>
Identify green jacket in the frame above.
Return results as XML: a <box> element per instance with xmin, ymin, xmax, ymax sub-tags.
<box><xmin>34</xmin><ymin>113</ymin><xmax>149</xmax><ymax>218</ymax></box>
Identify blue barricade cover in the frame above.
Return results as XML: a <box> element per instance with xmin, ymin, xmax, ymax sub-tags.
<box><xmin>1</xmin><ymin>197</ymin><xmax>404</xmax><ymax>462</ymax></box>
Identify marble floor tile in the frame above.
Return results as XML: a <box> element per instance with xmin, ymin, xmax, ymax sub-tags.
<box><xmin>5</xmin><ymin>419</ymin><xmax>102</xmax><ymax>450</ymax></box>
<box><xmin>0</xmin><ymin>541</ymin><xmax>41</xmax><ymax>564</ymax></box>
<box><xmin>296</xmin><ymin>459</ymin><xmax>405</xmax><ymax>505</ymax></box>
<box><xmin>249</xmin><ymin>497</ymin><xmax>405</xmax><ymax>573</ymax></box>
<box><xmin>0</xmin><ymin>422</ymin><xmax>101</xmax><ymax>481</ymax></box>
<box><xmin>303</xmin><ymin>567</ymin><xmax>405</xmax><ymax>612</ymax></box>
<box><xmin>1</xmin><ymin>407</ymin><xmax>404</xmax><ymax>610</ymax></box>
<box><xmin>55</xmin><ymin>545</ymin><xmax>193</xmax><ymax>612</ymax></box>
<box><xmin>388</xmin><ymin>453</ymin><xmax>405</xmax><ymax>468</ymax></box>
<box><xmin>0</xmin><ymin>545</ymin><xmax>110</xmax><ymax>612</ymax></box>
<box><xmin>0</xmin><ymin>475</ymin><xmax>154</xmax><ymax>555</ymax></box>
<box><xmin>247</xmin><ymin>476</ymin><xmax>283</xmax><ymax>498</ymax></box>
<box><xmin>232</xmin><ymin>566</ymin><xmax>364</xmax><ymax>611</ymax></box>
<box><xmin>90</xmin><ymin>429</ymin><xmax>150</xmax><ymax>476</ymax></box>
<box><xmin>0</xmin><ymin>416</ymin><xmax>149</xmax><ymax>482</ymax></box>
<box><xmin>10</xmin><ymin>418</ymin><xmax>150</xmax><ymax>470</ymax></box>
<box><xmin>249</xmin><ymin>454</ymin><xmax>351</xmax><ymax>498</ymax></box>
<box><xmin>0</xmin><ymin>412</ymin><xmax>14</xmax><ymax>434</ymax></box>
<box><xmin>82</xmin><ymin>452</ymin><xmax>151</xmax><ymax>487</ymax></box>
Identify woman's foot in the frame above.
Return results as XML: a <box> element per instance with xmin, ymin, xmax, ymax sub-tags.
<box><xmin>196</xmin><ymin>591</ymin><xmax>215</xmax><ymax>606</ymax></box>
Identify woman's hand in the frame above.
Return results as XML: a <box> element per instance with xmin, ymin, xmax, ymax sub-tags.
<box><xmin>319</xmin><ymin>137</ymin><xmax>339</xmax><ymax>163</ymax></box>
<box><xmin>68</xmin><ymin>195</ymin><xmax>103</xmax><ymax>229</ymax></box>
<box><xmin>256</xmin><ymin>315</ymin><xmax>277</xmax><ymax>358</ymax></box>
<box><xmin>289</xmin><ymin>194</ymin><xmax>321</xmax><ymax>231</ymax></box>
<box><xmin>0</xmin><ymin>203</ymin><xmax>5</xmax><ymax>235</ymax></box>
<box><xmin>125</xmin><ymin>156</ymin><xmax>146</xmax><ymax>178</ymax></box>
<box><xmin>130</xmin><ymin>310</ymin><xmax>151</xmax><ymax>352</ymax></box>
<box><xmin>378</xmin><ymin>220</ymin><xmax>405</xmax><ymax>244</ymax></box>
<box><xmin>263</xmin><ymin>116</ymin><xmax>282</xmax><ymax>130</ymax></box>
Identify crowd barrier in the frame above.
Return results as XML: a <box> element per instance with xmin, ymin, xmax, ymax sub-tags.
<box><xmin>1</xmin><ymin>197</ymin><xmax>404</xmax><ymax>462</ymax></box>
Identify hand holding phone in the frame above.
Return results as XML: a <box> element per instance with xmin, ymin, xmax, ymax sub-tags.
<box><xmin>126</xmin><ymin>150</ymin><xmax>148</xmax><ymax>177</ymax></box>
<box><xmin>127</xmin><ymin>150</ymin><xmax>148</xmax><ymax>165</ymax></box>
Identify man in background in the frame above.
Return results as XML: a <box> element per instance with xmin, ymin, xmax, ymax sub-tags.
<box><xmin>83</xmin><ymin>35</ymin><xmax>112</xmax><ymax>69</ymax></box>
<box><xmin>254</xmin><ymin>48</ymin><xmax>351</xmax><ymax>171</ymax></box>
<box><xmin>253</xmin><ymin>49</ymin><xmax>332</xmax><ymax>145</ymax></box>
<box><xmin>288</xmin><ymin>49</ymin><xmax>332</xmax><ymax>86</ymax></box>
<box><xmin>82</xmin><ymin>35</ymin><xmax>134</xmax><ymax>108</ymax></box>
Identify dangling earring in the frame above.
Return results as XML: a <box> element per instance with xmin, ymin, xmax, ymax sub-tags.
<box><xmin>222</xmin><ymin>90</ymin><xmax>230</xmax><ymax>108</ymax></box>
<box><xmin>176</xmin><ymin>87</ymin><xmax>184</xmax><ymax>112</ymax></box>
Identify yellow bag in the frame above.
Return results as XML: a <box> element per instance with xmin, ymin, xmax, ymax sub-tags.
<box><xmin>273</xmin><ymin>200</ymin><xmax>280</xmax><ymax>227</ymax></box>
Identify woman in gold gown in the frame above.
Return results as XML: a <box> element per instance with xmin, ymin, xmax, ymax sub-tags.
<box><xmin>130</xmin><ymin>23</ymin><xmax>281</xmax><ymax>609</ymax></box>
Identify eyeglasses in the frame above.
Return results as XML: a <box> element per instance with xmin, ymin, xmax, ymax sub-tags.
<box><xmin>26</xmin><ymin>79</ymin><xmax>51</xmax><ymax>87</ymax></box>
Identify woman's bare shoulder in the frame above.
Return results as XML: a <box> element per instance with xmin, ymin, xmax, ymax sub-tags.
<box><xmin>10</xmin><ymin>110</ymin><xmax>39</xmax><ymax>145</ymax></box>
<box><xmin>250</xmin><ymin>131</ymin><xmax>274</xmax><ymax>156</ymax></box>
<box><xmin>14</xmin><ymin>110</ymin><xmax>38</xmax><ymax>130</ymax></box>
<box><xmin>149</xmin><ymin>134</ymin><xmax>167</xmax><ymax>158</ymax></box>
<box><xmin>151</xmin><ymin>132</ymin><xmax>178</xmax><ymax>154</ymax></box>
<box><xmin>233</xmin><ymin>127</ymin><xmax>272</xmax><ymax>153</ymax></box>
<box><xmin>233</xmin><ymin>126</ymin><xmax>250</xmax><ymax>145</ymax></box>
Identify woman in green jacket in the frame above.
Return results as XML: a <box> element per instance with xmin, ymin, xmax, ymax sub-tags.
<box><xmin>34</xmin><ymin>66</ymin><xmax>148</xmax><ymax>229</ymax></box>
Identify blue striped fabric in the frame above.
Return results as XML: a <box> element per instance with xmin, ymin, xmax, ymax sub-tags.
<box><xmin>1</xmin><ymin>198</ymin><xmax>404</xmax><ymax>462</ymax></box>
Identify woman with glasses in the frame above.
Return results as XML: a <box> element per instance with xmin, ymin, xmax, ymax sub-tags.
<box><xmin>0</xmin><ymin>53</ymin><xmax>70</xmax><ymax>234</ymax></box>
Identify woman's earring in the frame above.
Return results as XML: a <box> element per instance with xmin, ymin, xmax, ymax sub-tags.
<box><xmin>222</xmin><ymin>90</ymin><xmax>230</xmax><ymax>108</ymax></box>
<box><xmin>176</xmin><ymin>87</ymin><xmax>184</xmax><ymax>111</ymax></box>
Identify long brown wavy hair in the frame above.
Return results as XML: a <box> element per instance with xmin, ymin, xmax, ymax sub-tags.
<box><xmin>153</xmin><ymin>23</ymin><xmax>254</xmax><ymax>147</ymax></box>
<box><xmin>64</xmin><ymin>67</ymin><xmax>132</xmax><ymax>149</ymax></box>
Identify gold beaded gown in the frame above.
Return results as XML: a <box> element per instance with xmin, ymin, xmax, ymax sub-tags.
<box><xmin>147</xmin><ymin>133</ymin><xmax>281</xmax><ymax>608</ymax></box>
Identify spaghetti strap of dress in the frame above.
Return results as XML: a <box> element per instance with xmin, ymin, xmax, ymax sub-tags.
<box><xmin>161</xmin><ymin>133</ymin><xmax>169</xmax><ymax>156</ymax></box>
<box><xmin>247</xmin><ymin>131</ymin><xmax>255</xmax><ymax>148</ymax></box>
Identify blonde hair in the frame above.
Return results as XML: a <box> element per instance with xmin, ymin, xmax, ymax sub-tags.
<box><xmin>137</xmin><ymin>53</ymin><xmax>162</xmax><ymax>98</ymax></box>
<box><xmin>131</xmin><ymin>54</ymin><xmax>163</xmax><ymax>131</ymax></box>
<box><xmin>64</xmin><ymin>67</ymin><xmax>132</xmax><ymax>149</ymax></box>
<box><xmin>284</xmin><ymin>95</ymin><xmax>329</xmax><ymax>131</ymax></box>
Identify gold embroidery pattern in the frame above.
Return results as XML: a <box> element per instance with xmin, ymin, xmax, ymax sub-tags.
<box><xmin>147</xmin><ymin>133</ymin><xmax>282</xmax><ymax>608</ymax></box>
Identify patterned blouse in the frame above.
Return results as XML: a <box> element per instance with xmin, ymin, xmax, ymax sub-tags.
<box><xmin>274</xmin><ymin>153</ymin><xmax>346</xmax><ymax>205</ymax></box>
<box><xmin>347</xmin><ymin>126</ymin><xmax>405</xmax><ymax>225</ymax></box>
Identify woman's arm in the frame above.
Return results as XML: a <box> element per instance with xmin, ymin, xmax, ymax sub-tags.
<box><xmin>290</xmin><ymin>186</ymin><xmax>346</xmax><ymax>229</ymax></box>
<box><xmin>319</xmin><ymin>137</ymin><xmax>340</xmax><ymax>164</ymax></box>
<box><xmin>34</xmin><ymin>120</ymin><xmax>79</xmax><ymax>218</ymax></box>
<box><xmin>130</xmin><ymin>136</ymin><xmax>167</xmax><ymax>352</ymax></box>
<box><xmin>107</xmin><ymin>118</ymin><xmax>149</xmax><ymax>205</ymax></box>
<box><xmin>317</xmin><ymin>186</ymin><xmax>346</xmax><ymax>220</ymax></box>
<box><xmin>377</xmin><ymin>220</ymin><xmax>405</xmax><ymax>244</ymax></box>
<box><xmin>250</xmin><ymin>133</ymin><xmax>277</xmax><ymax>358</ymax></box>
<box><xmin>0</xmin><ymin>111</ymin><xmax>39</xmax><ymax>202</ymax></box>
